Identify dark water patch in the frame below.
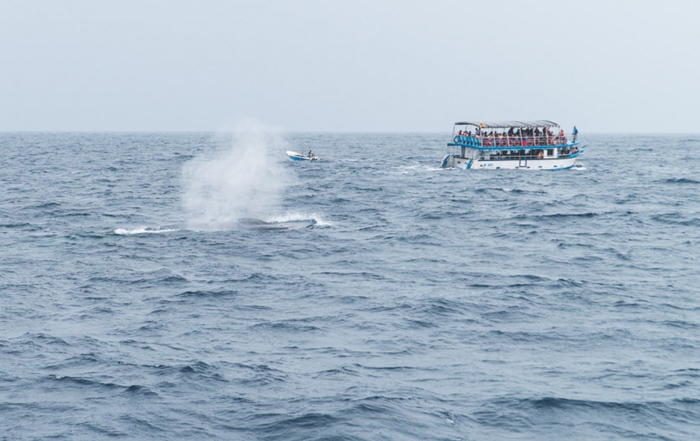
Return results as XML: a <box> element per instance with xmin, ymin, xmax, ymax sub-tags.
<box><xmin>42</xmin><ymin>353</ymin><xmax>103</xmax><ymax>371</ymax></box>
<box><xmin>79</xmin><ymin>306</ymin><xmax>116</xmax><ymax>319</ymax></box>
<box><xmin>396</xmin><ymin>232</ymin><xmax>439</xmax><ymax>244</ymax></box>
<box><xmin>650</xmin><ymin>213</ymin><xmax>700</xmax><ymax>226</ymax></box>
<box><xmin>46</xmin><ymin>374</ymin><xmax>125</xmax><ymax>391</ymax></box>
<box><xmin>671</xmin><ymin>368</ymin><xmax>700</xmax><ymax>378</ymax></box>
<box><xmin>356</xmin><ymin>224</ymin><xmax>382</xmax><ymax>231</ymax></box>
<box><xmin>254</xmin><ymin>412</ymin><xmax>342</xmax><ymax>440</ymax></box>
<box><xmin>357</xmin><ymin>364</ymin><xmax>435</xmax><ymax>373</ymax></box>
<box><xmin>313</xmin><ymin>366</ymin><xmax>360</xmax><ymax>378</ymax></box>
<box><xmin>75</xmin><ymin>422</ymin><xmax>128</xmax><ymax>438</ymax></box>
<box><xmin>231</xmin><ymin>363</ymin><xmax>289</xmax><ymax>384</ymax></box>
<box><xmin>514</xmin><ymin>211</ymin><xmax>600</xmax><ymax>222</ymax></box>
<box><xmin>176</xmin><ymin>289</ymin><xmax>238</xmax><ymax>299</ymax></box>
<box><xmin>663</xmin><ymin>381</ymin><xmax>693</xmax><ymax>390</ymax></box>
<box><xmin>68</xmin><ymin>231</ymin><xmax>106</xmax><ymax>240</ymax></box>
<box><xmin>660</xmin><ymin>178</ymin><xmax>700</xmax><ymax>185</ymax></box>
<box><xmin>401</xmin><ymin>318</ymin><xmax>438</xmax><ymax>329</ymax></box>
<box><xmin>123</xmin><ymin>384</ymin><xmax>159</xmax><ymax>397</ymax></box>
<box><xmin>226</xmin><ymin>362</ymin><xmax>285</xmax><ymax>374</ymax></box>
<box><xmin>318</xmin><ymin>270</ymin><xmax>388</xmax><ymax>281</ymax></box>
<box><xmin>24</xmin><ymin>202</ymin><xmax>61</xmax><ymax>210</ymax></box>
<box><xmin>11</xmin><ymin>332</ymin><xmax>72</xmax><ymax>348</ymax></box>
<box><xmin>515</xmin><ymin>396</ymin><xmax>700</xmax><ymax>429</ymax></box>
<box><xmin>228</xmin><ymin>273</ymin><xmax>277</xmax><ymax>283</ymax></box>
<box><xmin>59</xmin><ymin>211</ymin><xmax>92</xmax><ymax>217</ymax></box>
<box><xmin>481</xmin><ymin>305</ymin><xmax>534</xmax><ymax>322</ymax></box>
<box><xmin>414</xmin><ymin>298</ymin><xmax>469</xmax><ymax>318</ymax></box>
<box><xmin>117</xmin><ymin>415</ymin><xmax>166</xmax><ymax>435</ymax></box>
<box><xmin>365</xmin><ymin>302</ymin><xmax>413</xmax><ymax>314</ymax></box>
<box><xmin>87</xmin><ymin>270</ymin><xmax>188</xmax><ymax>286</ymax></box>
<box><xmin>660</xmin><ymin>320</ymin><xmax>700</xmax><ymax>329</ymax></box>
<box><xmin>471</xmin><ymin>408</ymin><xmax>533</xmax><ymax>431</ymax></box>
<box><xmin>557</xmin><ymin>278</ymin><xmax>585</xmax><ymax>288</ymax></box>
<box><xmin>418</xmin><ymin>212</ymin><xmax>444</xmax><ymax>220</ymax></box>
<box><xmin>346</xmin><ymin>184</ymin><xmax>384</xmax><ymax>192</ymax></box>
<box><xmin>0</xmin><ymin>222</ymin><xmax>34</xmax><ymax>228</ymax></box>
<box><xmin>673</xmin><ymin>397</ymin><xmax>700</xmax><ymax>404</ymax></box>
<box><xmin>248</xmin><ymin>321</ymin><xmax>322</xmax><ymax>333</ymax></box>
<box><xmin>469</xmin><ymin>274</ymin><xmax>552</xmax><ymax>288</ymax></box>
<box><xmin>328</xmin><ymin>294</ymin><xmax>370</xmax><ymax>305</ymax></box>
<box><xmin>177</xmin><ymin>361</ymin><xmax>226</xmax><ymax>380</ymax></box>
<box><xmin>487</xmin><ymin>329</ymin><xmax>568</xmax><ymax>344</ymax></box>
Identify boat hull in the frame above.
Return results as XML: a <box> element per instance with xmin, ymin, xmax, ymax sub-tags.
<box><xmin>442</xmin><ymin>154</ymin><xmax>580</xmax><ymax>170</ymax></box>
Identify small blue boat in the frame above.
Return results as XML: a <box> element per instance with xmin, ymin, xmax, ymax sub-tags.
<box><xmin>286</xmin><ymin>150</ymin><xmax>319</xmax><ymax>162</ymax></box>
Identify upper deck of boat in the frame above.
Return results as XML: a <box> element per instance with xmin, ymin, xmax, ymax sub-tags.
<box><xmin>448</xmin><ymin>120</ymin><xmax>578</xmax><ymax>150</ymax></box>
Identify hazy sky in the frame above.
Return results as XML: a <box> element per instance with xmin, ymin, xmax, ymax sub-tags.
<box><xmin>1</xmin><ymin>0</ymin><xmax>698</xmax><ymax>133</ymax></box>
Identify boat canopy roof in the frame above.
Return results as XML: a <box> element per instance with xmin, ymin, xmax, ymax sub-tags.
<box><xmin>455</xmin><ymin>120</ymin><xmax>560</xmax><ymax>129</ymax></box>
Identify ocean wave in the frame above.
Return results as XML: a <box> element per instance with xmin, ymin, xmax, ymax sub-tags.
<box><xmin>47</xmin><ymin>374</ymin><xmax>158</xmax><ymax>397</ymax></box>
<box><xmin>248</xmin><ymin>321</ymin><xmax>322</xmax><ymax>333</ymax></box>
<box><xmin>661</xmin><ymin>177</ymin><xmax>700</xmax><ymax>185</ymax></box>
<box><xmin>650</xmin><ymin>214</ymin><xmax>700</xmax><ymax>226</ymax></box>
<box><xmin>114</xmin><ymin>226</ymin><xmax>181</xmax><ymax>235</ymax></box>
<box><xmin>176</xmin><ymin>289</ymin><xmax>238</xmax><ymax>298</ymax></box>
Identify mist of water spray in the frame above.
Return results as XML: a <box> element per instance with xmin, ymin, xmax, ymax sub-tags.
<box><xmin>182</xmin><ymin>121</ymin><xmax>294</xmax><ymax>230</ymax></box>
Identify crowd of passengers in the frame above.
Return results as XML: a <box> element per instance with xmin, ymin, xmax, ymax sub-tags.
<box><xmin>486</xmin><ymin>146</ymin><xmax>580</xmax><ymax>160</ymax></box>
<box><xmin>455</xmin><ymin>127</ymin><xmax>570</xmax><ymax>147</ymax></box>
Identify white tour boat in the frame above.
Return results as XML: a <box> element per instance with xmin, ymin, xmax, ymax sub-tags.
<box><xmin>441</xmin><ymin>120</ymin><xmax>582</xmax><ymax>170</ymax></box>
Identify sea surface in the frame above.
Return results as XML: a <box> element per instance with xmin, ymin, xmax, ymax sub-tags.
<box><xmin>1</xmin><ymin>132</ymin><xmax>699</xmax><ymax>440</ymax></box>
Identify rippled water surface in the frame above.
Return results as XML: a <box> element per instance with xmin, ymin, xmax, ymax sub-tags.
<box><xmin>1</xmin><ymin>132</ymin><xmax>699</xmax><ymax>440</ymax></box>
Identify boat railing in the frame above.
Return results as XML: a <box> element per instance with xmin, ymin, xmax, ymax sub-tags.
<box><xmin>479</xmin><ymin>147</ymin><xmax>582</xmax><ymax>161</ymax></box>
<box><xmin>451</xmin><ymin>134</ymin><xmax>576</xmax><ymax>149</ymax></box>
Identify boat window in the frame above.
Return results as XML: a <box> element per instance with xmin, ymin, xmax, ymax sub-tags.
<box><xmin>547</xmin><ymin>149</ymin><xmax>554</xmax><ymax>156</ymax></box>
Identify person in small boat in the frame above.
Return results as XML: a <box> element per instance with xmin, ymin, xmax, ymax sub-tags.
<box><xmin>308</xmin><ymin>150</ymin><xmax>314</xmax><ymax>158</ymax></box>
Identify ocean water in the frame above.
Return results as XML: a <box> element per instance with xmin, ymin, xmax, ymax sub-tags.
<box><xmin>1</xmin><ymin>131</ymin><xmax>699</xmax><ymax>440</ymax></box>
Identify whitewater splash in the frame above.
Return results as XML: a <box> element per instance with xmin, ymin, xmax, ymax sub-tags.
<box><xmin>114</xmin><ymin>227</ymin><xmax>180</xmax><ymax>235</ymax></box>
<box><xmin>266</xmin><ymin>212</ymin><xmax>330</xmax><ymax>227</ymax></box>
<box><xmin>181</xmin><ymin>121</ymin><xmax>295</xmax><ymax>231</ymax></box>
